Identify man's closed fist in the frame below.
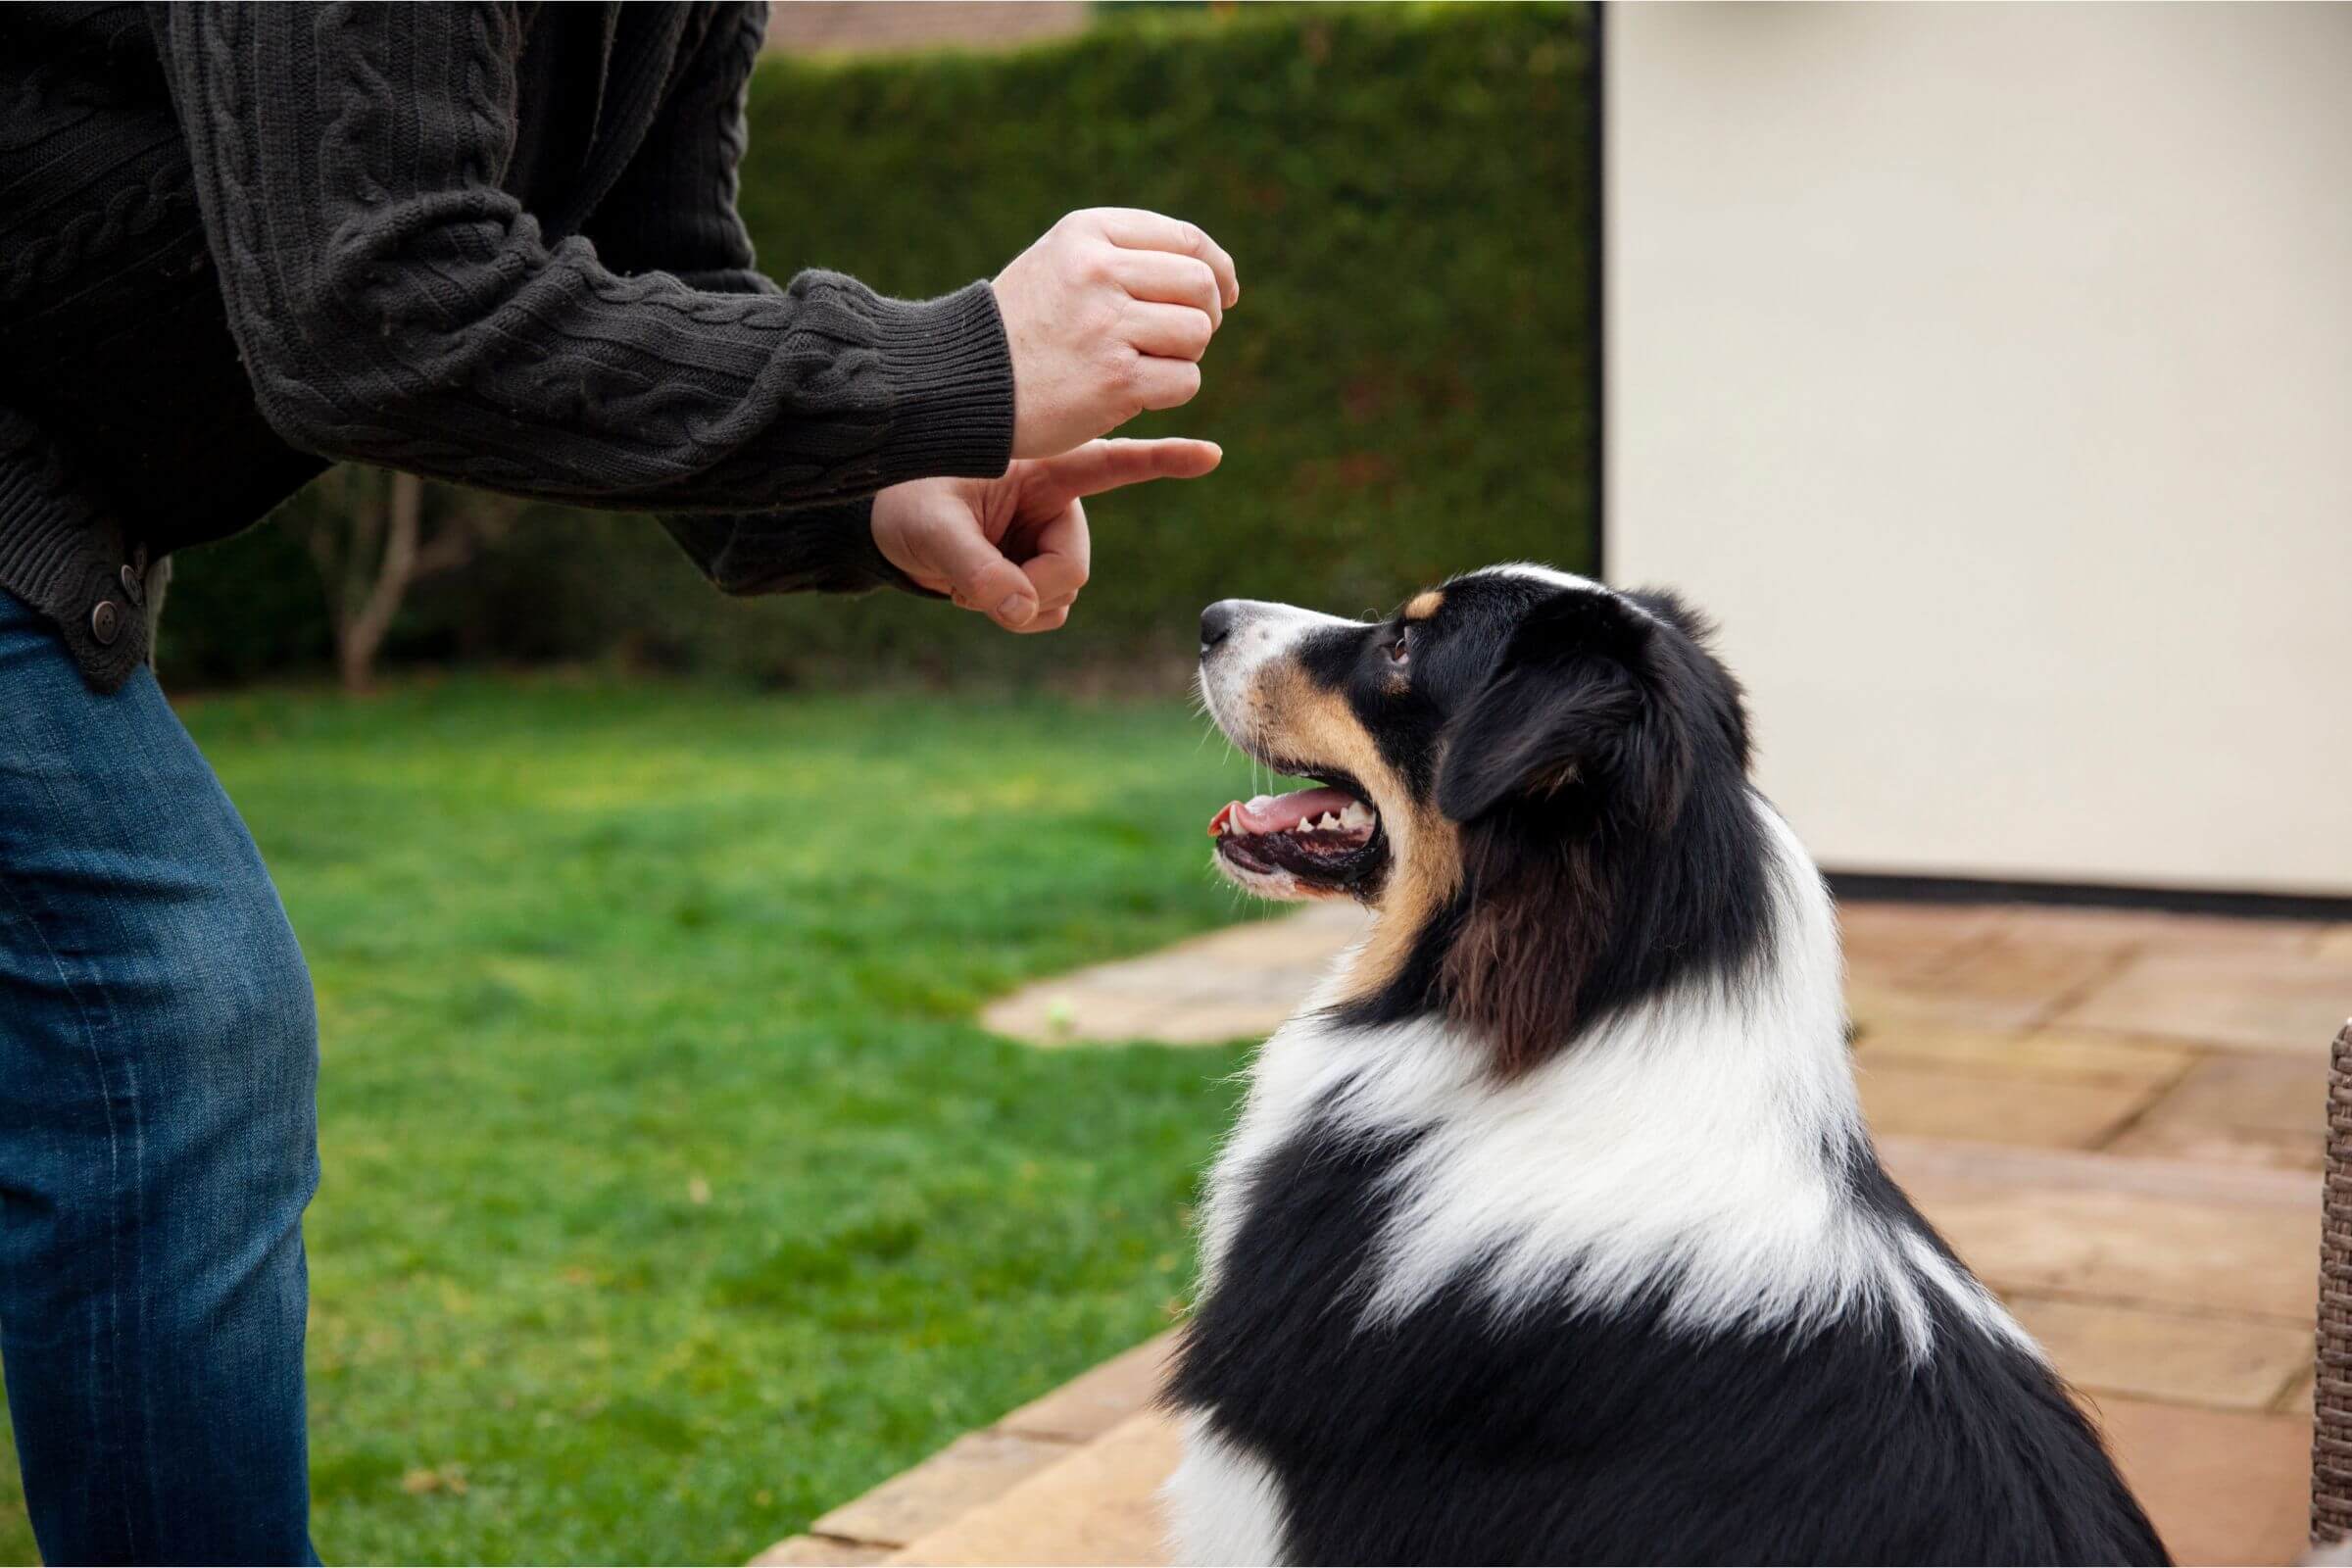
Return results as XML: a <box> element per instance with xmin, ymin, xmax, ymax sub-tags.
<box><xmin>991</xmin><ymin>208</ymin><xmax>1240</xmax><ymax>460</ymax></box>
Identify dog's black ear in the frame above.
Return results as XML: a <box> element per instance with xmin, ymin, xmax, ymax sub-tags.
<box><xmin>1436</xmin><ymin>591</ymin><xmax>1685</xmax><ymax>830</ymax></box>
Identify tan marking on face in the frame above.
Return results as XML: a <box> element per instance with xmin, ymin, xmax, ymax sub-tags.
<box><xmin>1402</xmin><ymin>590</ymin><xmax>1445</xmax><ymax>622</ymax></box>
<box><xmin>1345</xmin><ymin>801</ymin><xmax>1460</xmax><ymax>1005</ymax></box>
<box><xmin>1248</xmin><ymin>659</ymin><xmax>1461</xmax><ymax>1003</ymax></box>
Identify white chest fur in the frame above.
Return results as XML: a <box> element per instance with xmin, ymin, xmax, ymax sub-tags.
<box><xmin>1163</xmin><ymin>1410</ymin><xmax>1292</xmax><ymax>1567</ymax></box>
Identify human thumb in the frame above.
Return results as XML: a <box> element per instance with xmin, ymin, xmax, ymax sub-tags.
<box><xmin>940</xmin><ymin>536</ymin><xmax>1037</xmax><ymax>629</ymax></box>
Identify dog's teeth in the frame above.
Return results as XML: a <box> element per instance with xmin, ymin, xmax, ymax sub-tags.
<box><xmin>1340</xmin><ymin>803</ymin><xmax>1373</xmax><ymax>830</ymax></box>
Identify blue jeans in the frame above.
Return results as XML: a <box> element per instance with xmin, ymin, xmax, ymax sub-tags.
<box><xmin>0</xmin><ymin>591</ymin><xmax>318</xmax><ymax>1564</ymax></box>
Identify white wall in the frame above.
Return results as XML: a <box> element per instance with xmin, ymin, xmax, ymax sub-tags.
<box><xmin>1607</xmin><ymin>3</ymin><xmax>2352</xmax><ymax>896</ymax></box>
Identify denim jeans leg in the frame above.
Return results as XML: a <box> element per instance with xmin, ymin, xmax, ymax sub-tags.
<box><xmin>0</xmin><ymin>592</ymin><xmax>319</xmax><ymax>1566</ymax></box>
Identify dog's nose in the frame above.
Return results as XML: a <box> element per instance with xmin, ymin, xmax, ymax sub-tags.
<box><xmin>1200</xmin><ymin>600</ymin><xmax>1240</xmax><ymax>655</ymax></box>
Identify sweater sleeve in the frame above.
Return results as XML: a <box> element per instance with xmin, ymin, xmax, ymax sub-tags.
<box><xmin>659</xmin><ymin>498</ymin><xmax>949</xmax><ymax>600</ymax></box>
<box><xmin>584</xmin><ymin>3</ymin><xmax>780</xmax><ymax>300</ymax></box>
<box><xmin>582</xmin><ymin>3</ymin><xmax>933</xmax><ymax>604</ymax></box>
<box><xmin>148</xmin><ymin>3</ymin><xmax>1013</xmax><ymax>514</ymax></box>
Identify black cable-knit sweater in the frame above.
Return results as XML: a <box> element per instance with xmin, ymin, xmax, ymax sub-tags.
<box><xmin>0</xmin><ymin>2</ymin><xmax>1014</xmax><ymax>690</ymax></box>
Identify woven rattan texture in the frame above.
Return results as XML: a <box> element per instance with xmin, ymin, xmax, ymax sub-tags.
<box><xmin>2312</xmin><ymin>1024</ymin><xmax>2352</xmax><ymax>1545</ymax></box>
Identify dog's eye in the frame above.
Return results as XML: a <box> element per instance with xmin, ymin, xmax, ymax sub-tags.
<box><xmin>1387</xmin><ymin>630</ymin><xmax>1411</xmax><ymax>665</ymax></box>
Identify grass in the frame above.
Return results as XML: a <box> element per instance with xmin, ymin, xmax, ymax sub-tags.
<box><xmin>0</xmin><ymin>678</ymin><xmax>1283</xmax><ymax>1564</ymax></box>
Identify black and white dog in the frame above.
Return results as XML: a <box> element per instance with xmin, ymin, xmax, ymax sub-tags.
<box><xmin>1169</xmin><ymin>565</ymin><xmax>2167</xmax><ymax>1565</ymax></box>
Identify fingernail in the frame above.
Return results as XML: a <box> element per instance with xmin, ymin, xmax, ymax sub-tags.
<box><xmin>997</xmin><ymin>594</ymin><xmax>1033</xmax><ymax>623</ymax></box>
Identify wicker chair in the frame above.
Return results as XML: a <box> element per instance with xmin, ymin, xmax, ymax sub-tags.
<box><xmin>2313</xmin><ymin>1023</ymin><xmax>2352</xmax><ymax>1549</ymax></box>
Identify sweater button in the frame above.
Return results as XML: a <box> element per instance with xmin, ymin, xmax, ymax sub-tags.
<box><xmin>91</xmin><ymin>600</ymin><xmax>122</xmax><ymax>647</ymax></box>
<box><xmin>120</xmin><ymin>564</ymin><xmax>145</xmax><ymax>607</ymax></box>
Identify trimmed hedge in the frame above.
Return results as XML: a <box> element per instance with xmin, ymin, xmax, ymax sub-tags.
<box><xmin>159</xmin><ymin>3</ymin><xmax>1594</xmax><ymax>688</ymax></box>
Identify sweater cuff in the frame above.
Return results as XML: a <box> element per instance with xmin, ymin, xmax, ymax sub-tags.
<box><xmin>864</xmin><ymin>279</ymin><xmax>1016</xmax><ymax>487</ymax></box>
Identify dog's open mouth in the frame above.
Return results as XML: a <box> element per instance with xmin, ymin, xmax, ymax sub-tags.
<box><xmin>1208</xmin><ymin>780</ymin><xmax>1384</xmax><ymax>895</ymax></box>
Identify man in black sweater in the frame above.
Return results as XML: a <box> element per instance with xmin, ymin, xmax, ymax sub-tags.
<box><xmin>0</xmin><ymin>7</ymin><xmax>1238</xmax><ymax>1562</ymax></box>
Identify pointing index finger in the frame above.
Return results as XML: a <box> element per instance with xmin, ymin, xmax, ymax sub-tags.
<box><xmin>1095</xmin><ymin>208</ymin><xmax>1240</xmax><ymax>309</ymax></box>
<box><xmin>1040</xmin><ymin>438</ymin><xmax>1224</xmax><ymax>500</ymax></box>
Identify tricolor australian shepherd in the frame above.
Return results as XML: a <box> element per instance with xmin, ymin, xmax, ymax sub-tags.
<box><xmin>1168</xmin><ymin>565</ymin><xmax>2167</xmax><ymax>1565</ymax></box>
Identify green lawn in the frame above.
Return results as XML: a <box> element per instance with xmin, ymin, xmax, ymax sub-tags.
<box><xmin>0</xmin><ymin>680</ymin><xmax>1277</xmax><ymax>1565</ymax></box>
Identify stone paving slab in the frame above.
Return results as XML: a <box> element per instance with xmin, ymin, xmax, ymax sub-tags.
<box><xmin>2006</xmin><ymin>1294</ymin><xmax>2308</xmax><ymax>1411</ymax></box>
<box><xmin>997</xmin><ymin>1335</ymin><xmax>1176</xmax><ymax>1444</ymax></box>
<box><xmin>979</xmin><ymin>903</ymin><xmax>1367</xmax><ymax>1046</ymax></box>
<box><xmin>754</xmin><ymin>1339</ymin><xmax>1182</xmax><ymax>1566</ymax></box>
<box><xmin>1847</xmin><ymin>939</ymin><xmax>2122</xmax><ymax>1033</ymax></box>
<box><xmin>2107</xmin><ymin>1051</ymin><xmax>2328</xmax><ymax>1171</ymax></box>
<box><xmin>1898</xmin><ymin>1170</ymin><xmax>2315</xmax><ymax>1323</ymax></box>
<box><xmin>1834</xmin><ymin>902</ymin><xmax>2009</xmax><ymax>975</ymax></box>
<box><xmin>808</xmin><ymin>1431</ymin><xmax>1074</xmax><ymax>1556</ymax></box>
<box><xmin>1851</xmin><ymin>1021</ymin><xmax>2198</xmax><ymax>1089</ymax></box>
<box><xmin>1857</xmin><ymin>1059</ymin><xmax>2163</xmax><ymax>1149</ymax></box>
<box><xmin>1879</xmin><ymin>1133</ymin><xmax>2321</xmax><ymax>1210</ymax></box>
<box><xmin>1853</xmin><ymin>1020</ymin><xmax>2199</xmax><ymax>1086</ymax></box>
<box><xmin>2053</xmin><ymin>947</ymin><xmax>2352</xmax><ymax>1053</ymax></box>
<box><xmin>885</xmin><ymin>1412</ymin><xmax>1179</xmax><ymax>1566</ymax></box>
<box><xmin>752</xmin><ymin>1535</ymin><xmax>893</xmax><ymax>1566</ymax></box>
<box><xmin>1899</xmin><ymin>933</ymin><xmax>2135</xmax><ymax>1029</ymax></box>
<box><xmin>2096</xmin><ymin>1397</ymin><xmax>2311</xmax><ymax>1567</ymax></box>
<box><xmin>1978</xmin><ymin>906</ymin><xmax>2328</xmax><ymax>956</ymax></box>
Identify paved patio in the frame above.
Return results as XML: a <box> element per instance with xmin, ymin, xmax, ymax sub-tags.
<box><xmin>760</xmin><ymin>901</ymin><xmax>2352</xmax><ymax>1567</ymax></box>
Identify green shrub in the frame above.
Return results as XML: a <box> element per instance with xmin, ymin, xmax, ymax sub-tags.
<box><xmin>159</xmin><ymin>2</ymin><xmax>1594</xmax><ymax>689</ymax></box>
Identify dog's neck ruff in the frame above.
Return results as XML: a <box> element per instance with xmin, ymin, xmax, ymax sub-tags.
<box><xmin>1200</xmin><ymin>799</ymin><xmax>2024</xmax><ymax>1360</ymax></box>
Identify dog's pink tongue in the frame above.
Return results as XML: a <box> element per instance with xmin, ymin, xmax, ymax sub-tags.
<box><xmin>1208</xmin><ymin>787</ymin><xmax>1359</xmax><ymax>838</ymax></box>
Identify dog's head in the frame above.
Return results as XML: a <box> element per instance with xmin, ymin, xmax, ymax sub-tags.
<box><xmin>1198</xmin><ymin>564</ymin><xmax>1772</xmax><ymax>1074</ymax></box>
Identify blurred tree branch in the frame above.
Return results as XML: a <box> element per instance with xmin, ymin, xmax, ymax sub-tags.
<box><xmin>293</xmin><ymin>467</ymin><xmax>517</xmax><ymax>692</ymax></box>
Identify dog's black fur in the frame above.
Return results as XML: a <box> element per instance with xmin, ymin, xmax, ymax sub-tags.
<box><xmin>1173</xmin><ymin>1116</ymin><xmax>2166</xmax><ymax>1565</ymax></box>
